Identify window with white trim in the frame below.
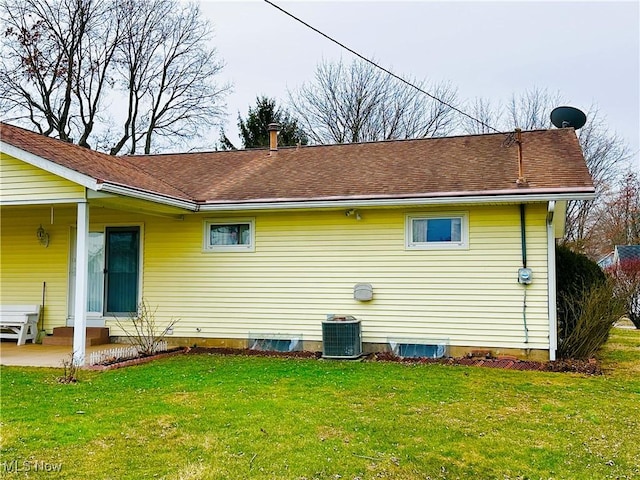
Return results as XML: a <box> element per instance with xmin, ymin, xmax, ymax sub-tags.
<box><xmin>204</xmin><ymin>219</ymin><xmax>255</xmax><ymax>252</ymax></box>
<box><xmin>406</xmin><ymin>213</ymin><xmax>468</xmax><ymax>249</ymax></box>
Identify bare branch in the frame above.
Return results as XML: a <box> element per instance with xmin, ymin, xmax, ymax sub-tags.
<box><xmin>461</xmin><ymin>97</ymin><xmax>503</xmax><ymax>135</ymax></box>
<box><xmin>1</xmin><ymin>0</ymin><xmax>230</xmax><ymax>154</ymax></box>
<box><xmin>455</xmin><ymin>87</ymin><xmax>631</xmax><ymax>256</ymax></box>
<box><xmin>288</xmin><ymin>58</ymin><xmax>458</xmax><ymax>144</ymax></box>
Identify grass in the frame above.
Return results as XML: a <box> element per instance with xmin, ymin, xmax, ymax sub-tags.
<box><xmin>1</xmin><ymin>329</ymin><xmax>639</xmax><ymax>480</ymax></box>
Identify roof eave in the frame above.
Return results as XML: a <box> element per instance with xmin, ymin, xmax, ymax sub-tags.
<box><xmin>197</xmin><ymin>188</ymin><xmax>596</xmax><ymax>211</ymax></box>
<box><xmin>99</xmin><ymin>183</ymin><xmax>198</xmax><ymax>211</ymax></box>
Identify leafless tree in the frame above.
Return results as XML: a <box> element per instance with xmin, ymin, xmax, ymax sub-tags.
<box><xmin>110</xmin><ymin>0</ymin><xmax>229</xmax><ymax>154</ymax></box>
<box><xmin>506</xmin><ymin>88</ymin><xmax>563</xmax><ymax>130</ymax></box>
<box><xmin>566</xmin><ymin>112</ymin><xmax>630</xmax><ymax>253</ymax></box>
<box><xmin>73</xmin><ymin>0</ymin><xmax>121</xmax><ymax>148</ymax></box>
<box><xmin>462</xmin><ymin>87</ymin><xmax>631</xmax><ymax>255</ymax></box>
<box><xmin>505</xmin><ymin>92</ymin><xmax>630</xmax><ymax>246</ymax></box>
<box><xmin>461</xmin><ymin>97</ymin><xmax>503</xmax><ymax>135</ymax></box>
<box><xmin>288</xmin><ymin>58</ymin><xmax>458</xmax><ymax>144</ymax></box>
<box><xmin>1</xmin><ymin>0</ymin><xmax>100</xmax><ymax>142</ymax></box>
<box><xmin>590</xmin><ymin>170</ymin><xmax>640</xmax><ymax>256</ymax></box>
<box><xmin>0</xmin><ymin>0</ymin><xmax>229</xmax><ymax>154</ymax></box>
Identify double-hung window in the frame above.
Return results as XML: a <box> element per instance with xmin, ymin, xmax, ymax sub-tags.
<box><xmin>406</xmin><ymin>212</ymin><xmax>468</xmax><ymax>249</ymax></box>
<box><xmin>204</xmin><ymin>218</ymin><xmax>255</xmax><ymax>252</ymax></box>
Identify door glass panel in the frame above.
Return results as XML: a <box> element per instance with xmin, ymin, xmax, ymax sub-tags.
<box><xmin>87</xmin><ymin>232</ymin><xmax>105</xmax><ymax>313</ymax></box>
<box><xmin>106</xmin><ymin>228</ymin><xmax>139</xmax><ymax>314</ymax></box>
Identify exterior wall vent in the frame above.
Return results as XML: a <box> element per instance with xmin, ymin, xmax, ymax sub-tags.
<box><xmin>354</xmin><ymin>283</ymin><xmax>373</xmax><ymax>301</ymax></box>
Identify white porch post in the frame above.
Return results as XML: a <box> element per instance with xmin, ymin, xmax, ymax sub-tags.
<box><xmin>72</xmin><ymin>201</ymin><xmax>89</xmax><ymax>366</ymax></box>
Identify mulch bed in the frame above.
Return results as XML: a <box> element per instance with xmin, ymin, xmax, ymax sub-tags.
<box><xmin>85</xmin><ymin>347</ymin><xmax>186</xmax><ymax>371</ymax></box>
<box><xmin>184</xmin><ymin>346</ymin><xmax>602</xmax><ymax>375</ymax></box>
<box><xmin>81</xmin><ymin>345</ymin><xmax>601</xmax><ymax>375</ymax></box>
<box><xmin>370</xmin><ymin>351</ymin><xmax>602</xmax><ymax>374</ymax></box>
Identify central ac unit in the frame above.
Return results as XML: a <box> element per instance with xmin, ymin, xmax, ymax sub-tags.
<box><xmin>322</xmin><ymin>315</ymin><xmax>362</xmax><ymax>359</ymax></box>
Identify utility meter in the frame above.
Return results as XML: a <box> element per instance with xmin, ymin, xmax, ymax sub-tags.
<box><xmin>518</xmin><ymin>267</ymin><xmax>532</xmax><ymax>285</ymax></box>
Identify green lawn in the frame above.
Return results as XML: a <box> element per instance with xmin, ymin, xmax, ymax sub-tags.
<box><xmin>1</xmin><ymin>329</ymin><xmax>639</xmax><ymax>480</ymax></box>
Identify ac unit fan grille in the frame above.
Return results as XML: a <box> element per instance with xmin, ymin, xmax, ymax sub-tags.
<box><xmin>322</xmin><ymin>320</ymin><xmax>362</xmax><ymax>359</ymax></box>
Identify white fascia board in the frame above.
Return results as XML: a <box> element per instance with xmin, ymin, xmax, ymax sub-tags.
<box><xmin>1</xmin><ymin>141</ymin><xmax>100</xmax><ymax>190</ymax></box>
<box><xmin>99</xmin><ymin>183</ymin><xmax>197</xmax><ymax>211</ymax></box>
<box><xmin>85</xmin><ymin>190</ymin><xmax>116</xmax><ymax>199</ymax></box>
<box><xmin>198</xmin><ymin>190</ymin><xmax>596</xmax><ymax>212</ymax></box>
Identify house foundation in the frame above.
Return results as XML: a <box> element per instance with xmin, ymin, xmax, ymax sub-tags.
<box><xmin>110</xmin><ymin>336</ymin><xmax>550</xmax><ymax>361</ymax></box>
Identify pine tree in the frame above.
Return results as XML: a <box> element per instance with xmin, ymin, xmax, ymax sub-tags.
<box><xmin>220</xmin><ymin>96</ymin><xmax>308</xmax><ymax>149</ymax></box>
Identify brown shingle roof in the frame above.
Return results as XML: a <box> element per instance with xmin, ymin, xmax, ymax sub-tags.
<box><xmin>1</xmin><ymin>122</ymin><xmax>593</xmax><ymax>206</ymax></box>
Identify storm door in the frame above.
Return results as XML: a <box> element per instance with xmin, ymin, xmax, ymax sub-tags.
<box><xmin>104</xmin><ymin>227</ymin><xmax>140</xmax><ymax>315</ymax></box>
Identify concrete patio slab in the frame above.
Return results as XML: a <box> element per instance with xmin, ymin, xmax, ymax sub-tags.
<box><xmin>0</xmin><ymin>342</ymin><xmax>124</xmax><ymax>368</ymax></box>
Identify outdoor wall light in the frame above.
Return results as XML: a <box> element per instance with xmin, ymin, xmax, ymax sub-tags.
<box><xmin>36</xmin><ymin>224</ymin><xmax>50</xmax><ymax>247</ymax></box>
<box><xmin>345</xmin><ymin>209</ymin><xmax>362</xmax><ymax>220</ymax></box>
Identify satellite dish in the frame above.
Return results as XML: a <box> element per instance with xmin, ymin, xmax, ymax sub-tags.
<box><xmin>550</xmin><ymin>106</ymin><xmax>587</xmax><ymax>130</ymax></box>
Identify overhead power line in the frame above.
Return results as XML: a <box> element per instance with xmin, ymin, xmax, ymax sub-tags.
<box><xmin>264</xmin><ymin>0</ymin><xmax>502</xmax><ymax>135</ymax></box>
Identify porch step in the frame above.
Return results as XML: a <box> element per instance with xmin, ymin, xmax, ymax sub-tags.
<box><xmin>42</xmin><ymin>327</ymin><xmax>110</xmax><ymax>346</ymax></box>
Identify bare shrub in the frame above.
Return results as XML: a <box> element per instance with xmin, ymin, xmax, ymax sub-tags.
<box><xmin>556</xmin><ymin>244</ymin><xmax>606</xmax><ymax>337</ymax></box>
<box><xmin>59</xmin><ymin>353</ymin><xmax>79</xmax><ymax>383</ymax></box>
<box><xmin>115</xmin><ymin>300</ymin><xmax>179</xmax><ymax>356</ymax></box>
<box><xmin>558</xmin><ymin>281</ymin><xmax>626</xmax><ymax>359</ymax></box>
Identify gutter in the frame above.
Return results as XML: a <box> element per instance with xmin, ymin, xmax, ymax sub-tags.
<box><xmin>61</xmin><ymin>185</ymin><xmax>597</xmax><ymax>213</ymax></box>
<box><xmin>97</xmin><ymin>183</ymin><xmax>198</xmax><ymax>211</ymax></box>
<box><xmin>197</xmin><ymin>190</ymin><xmax>595</xmax><ymax>211</ymax></box>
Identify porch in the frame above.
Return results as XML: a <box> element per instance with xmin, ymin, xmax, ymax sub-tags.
<box><xmin>0</xmin><ymin>202</ymin><xmax>157</xmax><ymax>366</ymax></box>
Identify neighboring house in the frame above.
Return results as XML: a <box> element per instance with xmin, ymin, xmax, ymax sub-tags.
<box><xmin>598</xmin><ymin>245</ymin><xmax>640</xmax><ymax>269</ymax></box>
<box><xmin>0</xmin><ymin>122</ymin><xmax>595</xmax><ymax>363</ymax></box>
<box><xmin>613</xmin><ymin>245</ymin><xmax>640</xmax><ymax>265</ymax></box>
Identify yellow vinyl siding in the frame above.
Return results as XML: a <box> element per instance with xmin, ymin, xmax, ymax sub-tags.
<box><xmin>137</xmin><ymin>204</ymin><xmax>550</xmax><ymax>351</ymax></box>
<box><xmin>0</xmin><ymin>154</ymin><xmax>85</xmax><ymax>203</ymax></box>
<box><xmin>0</xmin><ymin>201</ymin><xmax>552</xmax><ymax>351</ymax></box>
<box><xmin>0</xmin><ymin>206</ymin><xmax>76</xmax><ymax>331</ymax></box>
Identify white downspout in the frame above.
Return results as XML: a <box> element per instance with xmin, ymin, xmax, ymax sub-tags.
<box><xmin>72</xmin><ymin>201</ymin><xmax>89</xmax><ymax>366</ymax></box>
<box><xmin>547</xmin><ymin>201</ymin><xmax>557</xmax><ymax>361</ymax></box>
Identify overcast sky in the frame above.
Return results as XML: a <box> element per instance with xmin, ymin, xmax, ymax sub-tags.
<box><xmin>200</xmin><ymin>0</ymin><xmax>639</xmax><ymax>168</ymax></box>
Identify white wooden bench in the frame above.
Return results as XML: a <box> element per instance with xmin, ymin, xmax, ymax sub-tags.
<box><xmin>0</xmin><ymin>305</ymin><xmax>41</xmax><ymax>345</ymax></box>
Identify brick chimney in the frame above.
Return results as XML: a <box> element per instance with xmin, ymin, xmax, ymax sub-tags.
<box><xmin>268</xmin><ymin>123</ymin><xmax>281</xmax><ymax>152</ymax></box>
